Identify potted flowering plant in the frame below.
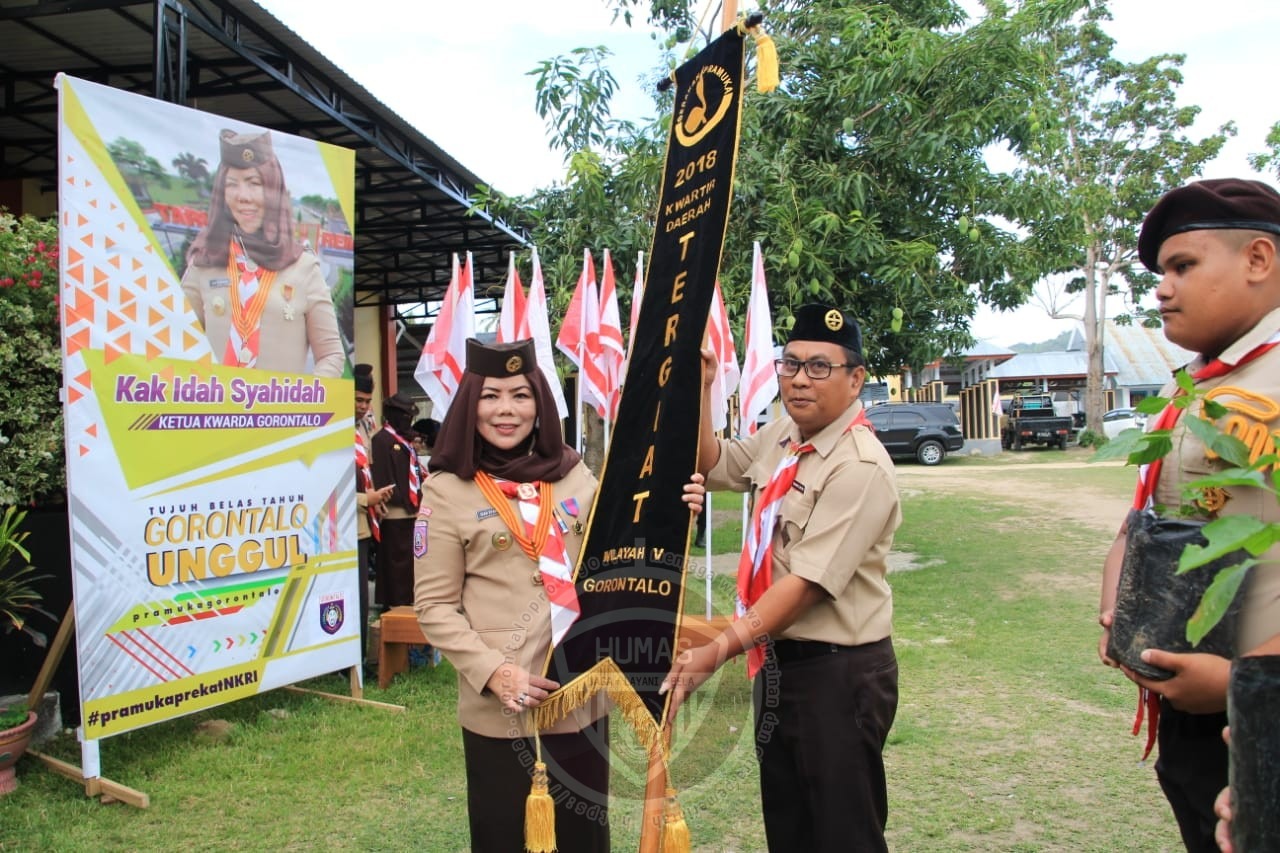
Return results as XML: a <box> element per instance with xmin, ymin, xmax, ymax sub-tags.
<box><xmin>0</xmin><ymin>210</ymin><xmax>63</xmax><ymax>507</ymax></box>
<box><xmin>0</xmin><ymin>504</ymin><xmax>49</xmax><ymax>795</ymax></box>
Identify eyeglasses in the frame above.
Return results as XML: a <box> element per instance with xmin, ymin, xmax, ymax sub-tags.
<box><xmin>773</xmin><ymin>357</ymin><xmax>857</xmax><ymax>380</ymax></box>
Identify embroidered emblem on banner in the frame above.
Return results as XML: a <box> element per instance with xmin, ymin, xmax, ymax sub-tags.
<box><xmin>413</xmin><ymin>520</ymin><xmax>428</xmax><ymax>558</ymax></box>
<box><xmin>674</xmin><ymin>66</ymin><xmax>736</xmax><ymax>147</ymax></box>
<box><xmin>320</xmin><ymin>596</ymin><xmax>344</xmax><ymax>635</ymax></box>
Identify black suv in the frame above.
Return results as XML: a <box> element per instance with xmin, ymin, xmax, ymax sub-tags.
<box><xmin>864</xmin><ymin>403</ymin><xmax>964</xmax><ymax>466</ymax></box>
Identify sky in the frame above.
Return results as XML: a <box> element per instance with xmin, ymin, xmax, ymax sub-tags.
<box><xmin>256</xmin><ymin>0</ymin><xmax>1280</xmax><ymax>346</ymax></box>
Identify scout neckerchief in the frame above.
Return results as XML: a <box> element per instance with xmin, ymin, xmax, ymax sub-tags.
<box><xmin>225</xmin><ymin>238</ymin><xmax>277</xmax><ymax>369</ymax></box>
<box><xmin>1127</xmin><ymin>328</ymin><xmax>1280</xmax><ymax>759</ymax></box>
<box><xmin>737</xmin><ymin>408</ymin><xmax>872</xmax><ymax>678</ymax></box>
<box><xmin>474</xmin><ymin>472</ymin><xmax>581</xmax><ymax>645</ymax></box>
<box><xmin>354</xmin><ymin>426</ymin><xmax>380</xmax><ymax>541</ymax></box>
<box><xmin>382</xmin><ymin>422</ymin><xmax>420</xmax><ymax>508</ymax></box>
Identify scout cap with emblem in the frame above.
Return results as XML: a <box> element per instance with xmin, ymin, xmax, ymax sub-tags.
<box><xmin>465</xmin><ymin>338</ymin><xmax>537</xmax><ymax>378</ymax></box>
<box><xmin>787</xmin><ymin>303</ymin><xmax>862</xmax><ymax>358</ymax></box>
<box><xmin>1138</xmin><ymin>178</ymin><xmax>1280</xmax><ymax>272</ymax></box>
<box><xmin>219</xmin><ymin>128</ymin><xmax>274</xmax><ymax>167</ymax></box>
<box><xmin>353</xmin><ymin>363</ymin><xmax>374</xmax><ymax>394</ymax></box>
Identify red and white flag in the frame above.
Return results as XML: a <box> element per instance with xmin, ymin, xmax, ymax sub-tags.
<box><xmin>497</xmin><ymin>252</ymin><xmax>527</xmax><ymax>344</ymax></box>
<box><xmin>556</xmin><ymin>248</ymin><xmax>595</xmax><ymax>375</ymax></box>
<box><xmin>992</xmin><ymin>387</ymin><xmax>1004</xmax><ymax>417</ymax></box>
<box><xmin>739</xmin><ymin>242</ymin><xmax>778</xmax><ymax>436</ymax></box>
<box><xmin>624</xmin><ymin>250</ymin><xmax>645</xmax><ymax>376</ymax></box>
<box><xmin>414</xmin><ymin>252</ymin><xmax>476</xmax><ymax>420</ymax></box>
<box><xmin>595</xmin><ymin>249</ymin><xmax>625</xmax><ymax>421</ymax></box>
<box><xmin>707</xmin><ymin>279</ymin><xmax>741</xmax><ymax>432</ymax></box>
<box><xmin>527</xmin><ymin>248</ymin><xmax>569</xmax><ymax>419</ymax></box>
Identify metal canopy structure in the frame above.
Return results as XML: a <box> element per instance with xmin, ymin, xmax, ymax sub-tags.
<box><xmin>0</xmin><ymin>0</ymin><xmax>527</xmax><ymax>310</ymax></box>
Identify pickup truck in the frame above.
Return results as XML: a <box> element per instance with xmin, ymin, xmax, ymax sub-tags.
<box><xmin>1000</xmin><ymin>394</ymin><xmax>1073</xmax><ymax>450</ymax></box>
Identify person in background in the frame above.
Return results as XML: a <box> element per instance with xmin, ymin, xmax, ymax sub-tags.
<box><xmin>372</xmin><ymin>391</ymin><xmax>421</xmax><ymax>609</ymax></box>
<box><xmin>411</xmin><ymin>417</ymin><xmax>441</xmax><ymax>477</ymax></box>
<box><xmin>1097</xmin><ymin>178</ymin><xmax>1280</xmax><ymax>853</ymax></box>
<box><xmin>662</xmin><ymin>303</ymin><xmax>900</xmax><ymax>853</ymax></box>
<box><xmin>181</xmin><ymin>128</ymin><xmax>343</xmax><ymax>376</ymax></box>
<box><xmin>354</xmin><ymin>364</ymin><xmax>393</xmax><ymax>669</ymax></box>
<box><xmin>414</xmin><ymin>338</ymin><xmax>704</xmax><ymax>853</ymax></box>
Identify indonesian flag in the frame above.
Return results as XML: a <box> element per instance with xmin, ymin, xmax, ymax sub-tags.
<box><xmin>414</xmin><ymin>252</ymin><xmax>476</xmax><ymax>420</ymax></box>
<box><xmin>527</xmin><ymin>248</ymin><xmax>570</xmax><ymax>419</ymax></box>
<box><xmin>707</xmin><ymin>279</ymin><xmax>741</xmax><ymax>432</ymax></box>
<box><xmin>739</xmin><ymin>242</ymin><xmax>778</xmax><ymax>436</ymax></box>
<box><xmin>497</xmin><ymin>252</ymin><xmax>527</xmax><ymax>344</ymax></box>
<box><xmin>624</xmin><ymin>250</ymin><xmax>645</xmax><ymax>376</ymax></box>
<box><xmin>595</xmin><ymin>249</ymin><xmax>626</xmax><ymax>421</ymax></box>
<box><xmin>556</xmin><ymin>248</ymin><xmax>595</xmax><ymax>374</ymax></box>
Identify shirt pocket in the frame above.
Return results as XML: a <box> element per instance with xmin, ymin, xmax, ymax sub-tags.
<box><xmin>475</xmin><ymin>626</ymin><xmax>528</xmax><ymax>657</ymax></box>
<box><xmin>775</xmin><ymin>485</ymin><xmax>817</xmax><ymax>552</ymax></box>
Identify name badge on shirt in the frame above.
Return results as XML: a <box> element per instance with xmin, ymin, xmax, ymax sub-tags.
<box><xmin>791</xmin><ymin>481</ymin><xmax>806</xmax><ymax>494</ymax></box>
<box><xmin>476</xmin><ymin>508</ymin><xmax>498</xmax><ymax>521</ymax></box>
<box><xmin>209</xmin><ymin>278</ymin><xmax>231</xmax><ymax>289</ymax></box>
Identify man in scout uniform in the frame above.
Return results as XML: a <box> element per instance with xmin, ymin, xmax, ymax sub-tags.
<box><xmin>372</xmin><ymin>390</ymin><xmax>422</xmax><ymax>608</ymax></box>
<box><xmin>663</xmin><ymin>303</ymin><xmax>901</xmax><ymax>853</ymax></box>
<box><xmin>354</xmin><ymin>364</ymin><xmax>392</xmax><ymax>666</ymax></box>
<box><xmin>1097</xmin><ymin>178</ymin><xmax>1280</xmax><ymax>852</ymax></box>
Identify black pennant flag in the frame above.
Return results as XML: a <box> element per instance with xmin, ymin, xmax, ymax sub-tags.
<box><xmin>536</xmin><ymin>27</ymin><xmax>746</xmax><ymax>739</ymax></box>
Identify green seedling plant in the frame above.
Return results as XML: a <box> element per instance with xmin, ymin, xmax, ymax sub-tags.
<box><xmin>1093</xmin><ymin>369</ymin><xmax>1280</xmax><ymax>645</ymax></box>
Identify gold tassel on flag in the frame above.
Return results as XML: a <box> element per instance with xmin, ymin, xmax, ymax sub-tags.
<box><xmin>741</xmin><ymin>17</ymin><xmax>780</xmax><ymax>93</ymax></box>
<box><xmin>524</xmin><ymin>733</ymin><xmax>556</xmax><ymax>853</ymax></box>
<box><xmin>660</xmin><ymin>786</ymin><xmax>691</xmax><ymax>853</ymax></box>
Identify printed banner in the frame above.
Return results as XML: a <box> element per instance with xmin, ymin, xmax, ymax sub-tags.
<box><xmin>56</xmin><ymin>75</ymin><xmax>359</xmax><ymax>739</ymax></box>
<box><xmin>542</xmin><ymin>29</ymin><xmax>745</xmax><ymax>728</ymax></box>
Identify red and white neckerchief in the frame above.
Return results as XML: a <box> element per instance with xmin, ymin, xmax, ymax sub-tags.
<box><xmin>382</xmin><ymin>423</ymin><xmax>420</xmax><ymax>508</ymax></box>
<box><xmin>737</xmin><ymin>408</ymin><xmax>872</xmax><ymax>678</ymax></box>
<box><xmin>475</xmin><ymin>472</ymin><xmax>581</xmax><ymax>645</ymax></box>
<box><xmin>224</xmin><ymin>239</ymin><xmax>277</xmax><ymax>369</ymax></box>
<box><xmin>354</xmin><ymin>428</ymin><xmax>380</xmax><ymax>541</ymax></box>
<box><xmin>1127</xmin><ymin>328</ymin><xmax>1280</xmax><ymax>760</ymax></box>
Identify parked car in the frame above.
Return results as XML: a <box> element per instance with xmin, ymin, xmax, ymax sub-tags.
<box><xmin>1102</xmin><ymin>407</ymin><xmax>1147</xmax><ymax>439</ymax></box>
<box><xmin>864</xmin><ymin>403</ymin><xmax>964</xmax><ymax>466</ymax></box>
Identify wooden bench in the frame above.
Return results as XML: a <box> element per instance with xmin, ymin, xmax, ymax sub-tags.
<box><xmin>377</xmin><ymin>606</ymin><xmax>430</xmax><ymax>690</ymax></box>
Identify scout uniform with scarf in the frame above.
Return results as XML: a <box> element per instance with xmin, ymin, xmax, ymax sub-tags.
<box><xmin>414</xmin><ymin>338</ymin><xmax>609</xmax><ymax>853</ymax></box>
<box><xmin>372</xmin><ymin>391</ymin><xmax>421</xmax><ymax>609</ymax></box>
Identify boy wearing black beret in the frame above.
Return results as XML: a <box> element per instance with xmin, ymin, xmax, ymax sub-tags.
<box><xmin>1099</xmin><ymin>178</ymin><xmax>1280</xmax><ymax>852</ymax></box>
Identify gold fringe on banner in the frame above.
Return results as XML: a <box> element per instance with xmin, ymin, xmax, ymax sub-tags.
<box><xmin>532</xmin><ymin>658</ymin><xmax>661</xmax><ymax>751</ymax></box>
<box><xmin>660</xmin><ymin>785</ymin><xmax>692</xmax><ymax>853</ymax></box>
<box><xmin>524</xmin><ymin>733</ymin><xmax>557</xmax><ymax>853</ymax></box>
<box><xmin>741</xmin><ymin>20</ymin><xmax>780</xmax><ymax>93</ymax></box>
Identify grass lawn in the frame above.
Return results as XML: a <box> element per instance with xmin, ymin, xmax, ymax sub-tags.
<box><xmin>3</xmin><ymin>461</ymin><xmax>1184</xmax><ymax>851</ymax></box>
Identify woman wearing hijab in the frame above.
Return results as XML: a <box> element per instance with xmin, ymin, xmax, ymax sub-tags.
<box><xmin>181</xmin><ymin>128</ymin><xmax>344</xmax><ymax>377</ymax></box>
<box><xmin>414</xmin><ymin>338</ymin><xmax>703</xmax><ymax>853</ymax></box>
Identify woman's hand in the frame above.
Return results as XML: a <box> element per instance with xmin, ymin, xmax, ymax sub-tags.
<box><xmin>682</xmin><ymin>472</ymin><xmax>706</xmax><ymax>516</ymax></box>
<box><xmin>485</xmin><ymin>662</ymin><xmax>560</xmax><ymax>714</ymax></box>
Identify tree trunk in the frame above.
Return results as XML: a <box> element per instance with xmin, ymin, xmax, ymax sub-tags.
<box><xmin>1082</xmin><ymin>246</ymin><xmax>1108</xmax><ymax>434</ymax></box>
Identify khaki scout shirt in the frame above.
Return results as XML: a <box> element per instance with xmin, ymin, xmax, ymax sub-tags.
<box><xmin>1152</xmin><ymin>305</ymin><xmax>1280</xmax><ymax>652</ymax></box>
<box><xmin>181</xmin><ymin>251</ymin><xmax>344</xmax><ymax>377</ymax></box>
<box><xmin>707</xmin><ymin>400</ymin><xmax>901</xmax><ymax>646</ymax></box>
<box><xmin>355</xmin><ymin>416</ymin><xmax>376</xmax><ymax>540</ymax></box>
<box><xmin>413</xmin><ymin>461</ymin><xmax>605</xmax><ymax>738</ymax></box>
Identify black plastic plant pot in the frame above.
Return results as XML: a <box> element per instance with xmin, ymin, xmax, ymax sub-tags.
<box><xmin>1229</xmin><ymin>655</ymin><xmax>1280</xmax><ymax>852</ymax></box>
<box><xmin>1107</xmin><ymin>510</ymin><xmax>1246</xmax><ymax>680</ymax></box>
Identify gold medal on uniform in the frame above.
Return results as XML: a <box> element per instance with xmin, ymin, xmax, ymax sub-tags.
<box><xmin>492</xmin><ymin>531</ymin><xmax>513</xmax><ymax>551</ymax></box>
<box><xmin>531</xmin><ymin>571</ymin><xmax>543</xmax><ymax>586</ymax></box>
<box><xmin>516</xmin><ymin>482</ymin><xmax>537</xmax><ymax>500</ymax></box>
<box><xmin>239</xmin><ymin>346</ymin><xmax>253</xmax><ymax>363</ymax></box>
<box><xmin>211</xmin><ymin>296</ymin><xmax>226</xmax><ymax>316</ymax></box>
<box><xmin>572</xmin><ymin>521</ymin><xmax>584</xmax><ymax>535</ymax></box>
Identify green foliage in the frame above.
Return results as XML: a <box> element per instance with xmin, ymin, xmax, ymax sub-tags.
<box><xmin>0</xmin><ymin>211</ymin><xmax>65</xmax><ymax>506</ymax></box>
<box><xmin>0</xmin><ymin>702</ymin><xmax>29</xmax><ymax>730</ymax></box>
<box><xmin>482</xmin><ymin>0</ymin><xmax>1116</xmax><ymax>380</ymax></box>
<box><xmin>1247</xmin><ymin>120</ymin><xmax>1280</xmax><ymax>178</ymax></box>
<box><xmin>0</xmin><ymin>505</ymin><xmax>52</xmax><ymax>647</ymax></box>
<box><xmin>1075</xmin><ymin>427</ymin><xmax>1106</xmax><ymax>448</ymax></box>
<box><xmin>1093</xmin><ymin>372</ymin><xmax>1280</xmax><ymax>645</ymax></box>
<box><xmin>1008</xmin><ymin>5</ymin><xmax>1234</xmax><ymax>430</ymax></box>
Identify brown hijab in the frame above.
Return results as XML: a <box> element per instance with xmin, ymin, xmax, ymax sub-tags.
<box><xmin>430</xmin><ymin>339</ymin><xmax>579</xmax><ymax>483</ymax></box>
<box><xmin>187</xmin><ymin>129</ymin><xmax>302</xmax><ymax>270</ymax></box>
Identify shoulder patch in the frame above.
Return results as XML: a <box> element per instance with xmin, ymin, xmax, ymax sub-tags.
<box><xmin>413</xmin><ymin>520</ymin><xmax>428</xmax><ymax>558</ymax></box>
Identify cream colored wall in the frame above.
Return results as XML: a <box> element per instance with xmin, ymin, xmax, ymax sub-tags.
<box><xmin>354</xmin><ymin>304</ymin><xmax>383</xmax><ymax>391</ymax></box>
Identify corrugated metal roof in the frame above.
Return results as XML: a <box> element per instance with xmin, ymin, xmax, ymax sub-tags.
<box><xmin>1103</xmin><ymin>319</ymin><xmax>1194</xmax><ymax>387</ymax></box>
<box><xmin>986</xmin><ymin>350</ymin><xmax>1119</xmax><ymax>380</ymax></box>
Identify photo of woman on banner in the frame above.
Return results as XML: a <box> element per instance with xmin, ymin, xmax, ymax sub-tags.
<box><xmin>180</xmin><ymin>128</ymin><xmax>344</xmax><ymax>376</ymax></box>
<box><xmin>413</xmin><ymin>338</ymin><xmax>704</xmax><ymax>853</ymax></box>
